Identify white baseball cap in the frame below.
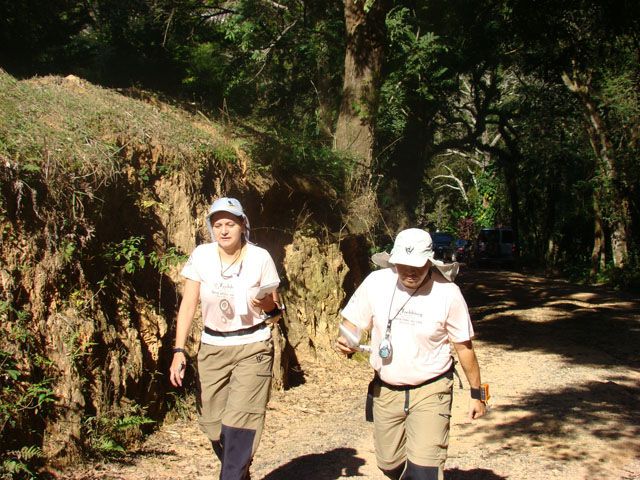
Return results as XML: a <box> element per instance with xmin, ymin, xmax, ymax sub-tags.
<box><xmin>205</xmin><ymin>197</ymin><xmax>251</xmax><ymax>241</ymax></box>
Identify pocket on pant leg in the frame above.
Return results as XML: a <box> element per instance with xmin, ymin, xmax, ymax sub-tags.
<box><xmin>373</xmin><ymin>387</ymin><xmax>407</xmax><ymax>470</ymax></box>
<box><xmin>405</xmin><ymin>378</ymin><xmax>453</xmax><ymax>467</ymax></box>
<box><xmin>227</xmin><ymin>341</ymin><xmax>274</xmax><ymax>415</ymax></box>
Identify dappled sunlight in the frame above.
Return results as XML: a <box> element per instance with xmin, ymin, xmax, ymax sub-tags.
<box><xmin>458</xmin><ymin>269</ymin><xmax>640</xmax><ymax>368</ymax></box>
<box><xmin>446</xmin><ymin>269</ymin><xmax>640</xmax><ymax>479</ymax></box>
<box><xmin>478</xmin><ymin>378</ymin><xmax>640</xmax><ymax>475</ymax></box>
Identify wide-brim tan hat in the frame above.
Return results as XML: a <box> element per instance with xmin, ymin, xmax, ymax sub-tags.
<box><xmin>371</xmin><ymin>228</ymin><xmax>459</xmax><ymax>282</ymax></box>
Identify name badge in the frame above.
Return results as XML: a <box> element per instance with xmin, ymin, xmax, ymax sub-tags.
<box><xmin>232</xmin><ymin>276</ymin><xmax>248</xmax><ymax>316</ymax></box>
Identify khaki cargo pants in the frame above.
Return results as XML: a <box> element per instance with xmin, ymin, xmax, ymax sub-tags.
<box><xmin>197</xmin><ymin>339</ymin><xmax>273</xmax><ymax>480</ymax></box>
<box><xmin>372</xmin><ymin>373</ymin><xmax>454</xmax><ymax>480</ymax></box>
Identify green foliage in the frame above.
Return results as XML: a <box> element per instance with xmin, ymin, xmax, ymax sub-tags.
<box><xmin>378</xmin><ymin>79</ymin><xmax>408</xmax><ymax>137</ymax></box>
<box><xmin>0</xmin><ymin>349</ymin><xmax>56</xmax><ymax>434</ymax></box>
<box><xmin>83</xmin><ymin>406</ymin><xmax>155</xmax><ymax>457</ymax></box>
<box><xmin>63</xmin><ymin>330</ymin><xmax>97</xmax><ymax>367</ymax></box>
<box><xmin>60</xmin><ymin>239</ymin><xmax>77</xmax><ymax>265</ymax></box>
<box><xmin>557</xmin><ymin>251</ymin><xmax>640</xmax><ymax>293</ymax></box>
<box><xmin>212</xmin><ymin>144</ymin><xmax>238</xmax><ymax>166</ymax></box>
<box><xmin>0</xmin><ymin>305</ymin><xmax>56</xmax><ymax>468</ymax></box>
<box><xmin>249</xmin><ymin>128</ymin><xmax>349</xmax><ymax>191</ymax></box>
<box><xmin>419</xmin><ymin>197</ymin><xmax>450</xmax><ymax>232</ymax></box>
<box><xmin>385</xmin><ymin>7</ymin><xmax>450</xmax><ymax>101</ymax></box>
<box><xmin>105</xmin><ymin>236</ymin><xmax>146</xmax><ymax>274</ymax></box>
<box><xmin>0</xmin><ymin>69</ymin><xmax>231</xmax><ymax>227</ymax></box>
<box><xmin>0</xmin><ymin>445</ymin><xmax>43</xmax><ymax>479</ymax></box>
<box><xmin>0</xmin><ymin>0</ymin><xmax>87</xmax><ymax>77</ymax></box>
<box><xmin>472</xmin><ymin>170</ymin><xmax>500</xmax><ymax>228</ymax></box>
<box><xmin>0</xmin><ymin>0</ymin><xmax>637</xmax><ymax>290</ymax></box>
<box><xmin>179</xmin><ymin>41</ymin><xmax>227</xmax><ymax>106</ymax></box>
<box><xmin>378</xmin><ymin>5</ymin><xmax>453</xmax><ymax>147</ymax></box>
<box><xmin>148</xmin><ymin>247</ymin><xmax>189</xmax><ymax>275</ymax></box>
<box><xmin>601</xmin><ymin>251</ymin><xmax>640</xmax><ymax>292</ymax></box>
<box><xmin>165</xmin><ymin>391</ymin><xmax>196</xmax><ymax>423</ymax></box>
<box><xmin>602</xmin><ymin>70</ymin><xmax>639</xmax><ymax>123</ymax></box>
<box><xmin>105</xmin><ymin>236</ymin><xmax>188</xmax><ymax>276</ymax></box>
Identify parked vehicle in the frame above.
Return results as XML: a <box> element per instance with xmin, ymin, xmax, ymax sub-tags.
<box><xmin>452</xmin><ymin>238</ymin><xmax>471</xmax><ymax>263</ymax></box>
<box><xmin>475</xmin><ymin>227</ymin><xmax>516</xmax><ymax>266</ymax></box>
<box><xmin>430</xmin><ymin>231</ymin><xmax>455</xmax><ymax>262</ymax></box>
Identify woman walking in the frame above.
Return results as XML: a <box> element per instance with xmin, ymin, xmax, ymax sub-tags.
<box><xmin>169</xmin><ymin>197</ymin><xmax>281</xmax><ymax>480</ymax></box>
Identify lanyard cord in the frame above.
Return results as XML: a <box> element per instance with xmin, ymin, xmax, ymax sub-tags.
<box><xmin>219</xmin><ymin>244</ymin><xmax>244</xmax><ymax>278</ymax></box>
<box><xmin>383</xmin><ymin>269</ymin><xmax>431</xmax><ymax>339</ymax></box>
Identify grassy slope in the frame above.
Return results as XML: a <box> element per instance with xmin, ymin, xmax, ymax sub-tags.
<box><xmin>0</xmin><ymin>70</ymin><xmax>235</xmax><ymax>188</ymax></box>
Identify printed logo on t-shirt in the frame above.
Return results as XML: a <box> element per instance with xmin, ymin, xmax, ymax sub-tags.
<box><xmin>211</xmin><ymin>280</ymin><xmax>235</xmax><ymax>323</ymax></box>
<box><xmin>395</xmin><ymin>308</ymin><xmax>422</xmax><ymax>325</ymax></box>
<box><xmin>218</xmin><ymin>298</ymin><xmax>234</xmax><ymax>321</ymax></box>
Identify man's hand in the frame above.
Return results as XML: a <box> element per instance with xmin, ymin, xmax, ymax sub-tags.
<box><xmin>335</xmin><ymin>320</ymin><xmax>361</xmax><ymax>355</ymax></box>
<box><xmin>335</xmin><ymin>335</ymin><xmax>358</xmax><ymax>355</ymax></box>
<box><xmin>251</xmin><ymin>295</ymin><xmax>276</xmax><ymax>312</ymax></box>
<box><xmin>469</xmin><ymin>398</ymin><xmax>487</xmax><ymax>420</ymax></box>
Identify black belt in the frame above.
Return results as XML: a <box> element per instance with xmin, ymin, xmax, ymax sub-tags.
<box><xmin>365</xmin><ymin>361</ymin><xmax>459</xmax><ymax>422</ymax></box>
<box><xmin>375</xmin><ymin>361</ymin><xmax>455</xmax><ymax>391</ymax></box>
<box><xmin>204</xmin><ymin>322</ymin><xmax>266</xmax><ymax>337</ymax></box>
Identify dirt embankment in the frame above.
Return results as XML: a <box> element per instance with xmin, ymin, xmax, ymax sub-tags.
<box><xmin>60</xmin><ymin>268</ymin><xmax>640</xmax><ymax>480</ymax></box>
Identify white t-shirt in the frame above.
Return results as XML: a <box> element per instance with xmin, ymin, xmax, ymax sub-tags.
<box><xmin>181</xmin><ymin>242</ymin><xmax>280</xmax><ymax>346</ymax></box>
<box><xmin>341</xmin><ymin>267</ymin><xmax>474</xmax><ymax>386</ymax></box>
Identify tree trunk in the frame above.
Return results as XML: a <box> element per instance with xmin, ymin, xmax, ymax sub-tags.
<box><xmin>543</xmin><ymin>174</ymin><xmax>558</xmax><ymax>265</ymax></box>
<box><xmin>504</xmin><ymin>163</ymin><xmax>520</xmax><ymax>258</ymax></box>
<box><xmin>561</xmin><ymin>70</ymin><xmax>630</xmax><ymax>268</ymax></box>
<box><xmin>496</xmin><ymin>126</ymin><xmax>521</xmax><ymax>258</ymax></box>
<box><xmin>591</xmin><ymin>188</ymin><xmax>606</xmax><ymax>278</ymax></box>
<box><xmin>334</xmin><ymin>0</ymin><xmax>388</xmax><ymax>234</ymax></box>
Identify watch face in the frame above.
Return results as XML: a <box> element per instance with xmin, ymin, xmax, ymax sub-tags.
<box><xmin>379</xmin><ymin>338</ymin><xmax>392</xmax><ymax>359</ymax></box>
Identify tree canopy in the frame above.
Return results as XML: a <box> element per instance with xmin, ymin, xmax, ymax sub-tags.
<box><xmin>1</xmin><ymin>0</ymin><xmax>638</xmax><ymax>284</ymax></box>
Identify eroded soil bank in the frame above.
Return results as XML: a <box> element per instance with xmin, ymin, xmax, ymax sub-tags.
<box><xmin>60</xmin><ymin>268</ymin><xmax>640</xmax><ymax>480</ymax></box>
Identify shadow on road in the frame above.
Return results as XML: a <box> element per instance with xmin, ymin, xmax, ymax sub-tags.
<box><xmin>446</xmin><ymin>467</ymin><xmax>508</xmax><ymax>479</ymax></box>
<box><xmin>458</xmin><ymin>268</ymin><xmax>640</xmax><ymax>369</ymax></box>
<box><xmin>486</xmin><ymin>377</ymin><xmax>640</xmax><ymax>448</ymax></box>
<box><xmin>261</xmin><ymin>447</ymin><xmax>365</xmax><ymax>479</ymax></box>
<box><xmin>456</xmin><ymin>267</ymin><xmax>640</xmax><ymax>471</ymax></box>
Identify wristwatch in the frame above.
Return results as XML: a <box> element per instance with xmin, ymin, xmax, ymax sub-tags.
<box><xmin>470</xmin><ymin>384</ymin><xmax>490</xmax><ymax>402</ymax></box>
<box><xmin>264</xmin><ymin>304</ymin><xmax>281</xmax><ymax>317</ymax></box>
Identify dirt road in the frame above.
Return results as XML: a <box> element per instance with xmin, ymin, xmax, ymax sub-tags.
<box><xmin>62</xmin><ymin>269</ymin><xmax>640</xmax><ymax>480</ymax></box>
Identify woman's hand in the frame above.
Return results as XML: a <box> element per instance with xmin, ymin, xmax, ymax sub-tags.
<box><xmin>169</xmin><ymin>352</ymin><xmax>187</xmax><ymax>387</ymax></box>
<box><xmin>251</xmin><ymin>294</ymin><xmax>277</xmax><ymax>312</ymax></box>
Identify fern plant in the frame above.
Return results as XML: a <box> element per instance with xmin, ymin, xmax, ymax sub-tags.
<box><xmin>83</xmin><ymin>406</ymin><xmax>155</xmax><ymax>458</ymax></box>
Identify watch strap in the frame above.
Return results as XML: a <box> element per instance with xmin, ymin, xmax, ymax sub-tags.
<box><xmin>264</xmin><ymin>305</ymin><xmax>282</xmax><ymax>317</ymax></box>
<box><xmin>470</xmin><ymin>387</ymin><xmax>483</xmax><ymax>400</ymax></box>
<box><xmin>470</xmin><ymin>384</ymin><xmax>490</xmax><ymax>402</ymax></box>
